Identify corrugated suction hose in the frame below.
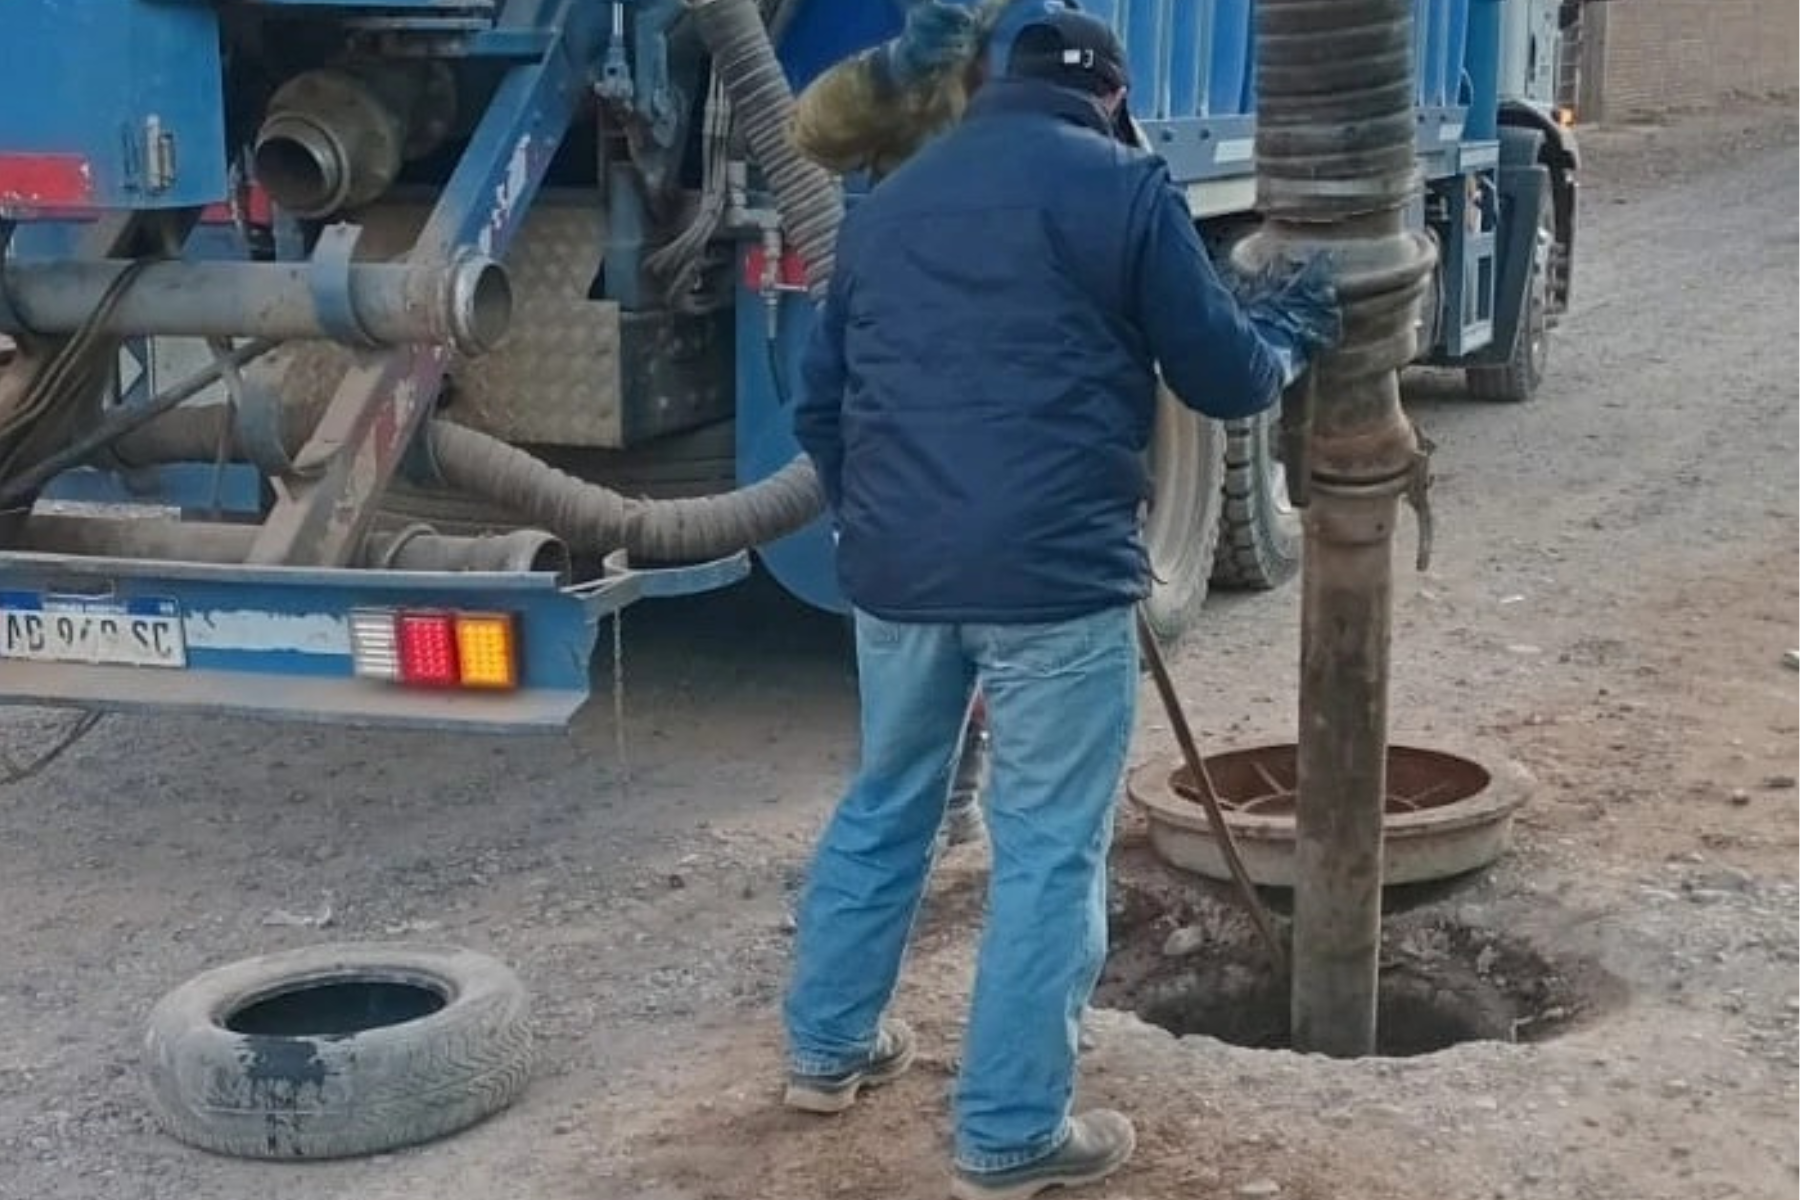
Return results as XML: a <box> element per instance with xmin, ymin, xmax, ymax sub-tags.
<box><xmin>684</xmin><ymin>0</ymin><xmax>843</xmax><ymax>299</ymax></box>
<box><xmin>425</xmin><ymin>420</ymin><xmax>823</xmax><ymax>564</ymax></box>
<box><xmin>117</xmin><ymin>0</ymin><xmax>840</xmax><ymax>565</ymax></box>
<box><xmin>114</xmin><ymin>393</ymin><xmax>824</xmax><ymax>564</ymax></box>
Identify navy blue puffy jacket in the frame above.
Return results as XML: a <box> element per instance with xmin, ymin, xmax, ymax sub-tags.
<box><xmin>794</xmin><ymin>78</ymin><xmax>1288</xmax><ymax>624</ymax></box>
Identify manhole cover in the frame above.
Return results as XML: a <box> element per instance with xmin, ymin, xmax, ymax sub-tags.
<box><xmin>1095</xmin><ymin>862</ymin><xmax>1621</xmax><ymax>1058</ymax></box>
<box><xmin>1128</xmin><ymin>743</ymin><xmax>1531</xmax><ymax>888</ymax></box>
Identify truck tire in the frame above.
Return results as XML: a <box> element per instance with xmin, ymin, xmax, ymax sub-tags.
<box><xmin>142</xmin><ymin>943</ymin><xmax>534</xmax><ymax>1161</ymax></box>
<box><xmin>1466</xmin><ymin>176</ymin><xmax>1553</xmax><ymax>403</ymax></box>
<box><xmin>1140</xmin><ymin>384</ymin><xmax>1227</xmax><ymax>645</ymax></box>
<box><xmin>1210</xmin><ymin>406</ymin><xmax>1301</xmax><ymax>591</ymax></box>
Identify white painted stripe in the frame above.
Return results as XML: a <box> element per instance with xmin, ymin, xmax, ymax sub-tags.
<box><xmin>183</xmin><ymin>610</ymin><xmax>350</xmax><ymax>655</ymax></box>
<box><xmin>1213</xmin><ymin>138</ymin><xmax>1255</xmax><ymax>164</ymax></box>
<box><xmin>1186</xmin><ymin>176</ymin><xmax>1258</xmax><ymax>219</ymax></box>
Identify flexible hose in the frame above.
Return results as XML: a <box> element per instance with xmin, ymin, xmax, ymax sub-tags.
<box><xmin>428</xmin><ymin>421</ymin><xmax>822</xmax><ymax>563</ymax></box>
<box><xmin>684</xmin><ymin>0</ymin><xmax>843</xmax><ymax>298</ymax></box>
<box><xmin>113</xmin><ymin>403</ymin><xmax>826</xmax><ymax>563</ymax></box>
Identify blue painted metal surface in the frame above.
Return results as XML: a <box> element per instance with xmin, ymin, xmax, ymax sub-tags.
<box><xmin>0</xmin><ymin>1</ymin><xmax>229</xmax><ymax>211</ymax></box>
<box><xmin>38</xmin><ymin>465</ymin><xmax>264</xmax><ymax>517</ymax></box>
<box><xmin>602</xmin><ymin>549</ymin><xmax>756</xmax><ymax>599</ymax></box>
<box><xmin>0</xmin><ymin>550</ymin><xmax>637</xmax><ymax>730</ymax></box>
<box><xmin>734</xmin><ymin>252</ymin><xmax>847</xmax><ymax>614</ymax></box>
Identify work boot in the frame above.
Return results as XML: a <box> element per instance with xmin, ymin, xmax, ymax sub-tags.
<box><xmin>940</xmin><ymin>727</ymin><xmax>990</xmax><ymax>849</ymax></box>
<box><xmin>941</xmin><ymin>795</ymin><xmax>986</xmax><ymax>848</ymax></box>
<box><xmin>949</xmin><ymin>1110</ymin><xmax>1136</xmax><ymax>1200</ymax></box>
<box><xmin>783</xmin><ymin>1019</ymin><xmax>916</xmax><ymax>1114</ymax></box>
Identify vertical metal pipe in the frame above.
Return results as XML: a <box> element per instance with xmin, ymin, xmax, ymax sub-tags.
<box><xmin>1292</xmin><ymin>482</ymin><xmax>1401</xmax><ymax>1055</ymax></box>
<box><xmin>1237</xmin><ymin>0</ymin><xmax>1438</xmax><ymax>1057</ymax></box>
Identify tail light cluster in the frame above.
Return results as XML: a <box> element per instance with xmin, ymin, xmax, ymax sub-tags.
<box><xmin>350</xmin><ymin>608</ymin><xmax>520</xmax><ymax>690</ymax></box>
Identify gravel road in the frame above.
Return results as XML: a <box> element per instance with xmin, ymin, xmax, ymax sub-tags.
<box><xmin>0</xmin><ymin>100</ymin><xmax>1794</xmax><ymax>1200</ymax></box>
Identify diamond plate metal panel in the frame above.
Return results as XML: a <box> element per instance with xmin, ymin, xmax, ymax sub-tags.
<box><xmin>336</xmin><ymin>197</ymin><xmax>632</xmax><ymax>448</ymax></box>
<box><xmin>446</xmin><ymin>202</ymin><xmax>629</xmax><ymax>447</ymax></box>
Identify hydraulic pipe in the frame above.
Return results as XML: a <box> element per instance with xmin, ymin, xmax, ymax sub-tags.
<box><xmin>1238</xmin><ymin>0</ymin><xmax>1437</xmax><ymax>1057</ymax></box>
<box><xmin>0</xmin><ymin>256</ymin><xmax>511</xmax><ymax>356</ymax></box>
<box><xmin>14</xmin><ymin>515</ymin><xmax>570</xmax><ymax>580</ymax></box>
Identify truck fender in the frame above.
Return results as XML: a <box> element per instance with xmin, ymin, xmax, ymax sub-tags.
<box><xmin>1498</xmin><ymin>99</ymin><xmax>1578</xmax><ymax>312</ymax></box>
<box><xmin>1476</xmin><ymin>125</ymin><xmax>1552</xmax><ymax>369</ymax></box>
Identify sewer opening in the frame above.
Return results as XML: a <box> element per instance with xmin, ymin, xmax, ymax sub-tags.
<box><xmin>1171</xmin><ymin>742</ymin><xmax>1492</xmax><ymax>818</ymax></box>
<box><xmin>225</xmin><ymin>978</ymin><xmax>448</xmax><ymax>1038</ymax></box>
<box><xmin>1095</xmin><ymin>860</ymin><xmax>1610</xmax><ymax>1058</ymax></box>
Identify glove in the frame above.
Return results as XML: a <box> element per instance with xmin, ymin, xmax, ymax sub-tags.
<box><xmin>791</xmin><ymin>2</ymin><xmax>984</xmax><ymax>179</ymax></box>
<box><xmin>882</xmin><ymin>1</ymin><xmax>981</xmax><ymax>90</ymax></box>
<box><xmin>1237</xmin><ymin>251</ymin><xmax>1343</xmax><ymax>384</ymax></box>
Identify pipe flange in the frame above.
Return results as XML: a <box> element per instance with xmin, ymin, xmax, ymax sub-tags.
<box><xmin>308</xmin><ymin>223</ymin><xmax>378</xmax><ymax>349</ymax></box>
<box><xmin>443</xmin><ymin>252</ymin><xmax>512</xmax><ymax>358</ymax></box>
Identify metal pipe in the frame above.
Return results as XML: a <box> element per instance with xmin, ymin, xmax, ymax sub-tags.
<box><xmin>254</xmin><ymin>65</ymin><xmax>451</xmax><ymax>218</ymax></box>
<box><xmin>12</xmin><ymin>515</ymin><xmax>254</xmax><ymax>563</ymax></box>
<box><xmin>1239</xmin><ymin>0</ymin><xmax>1437</xmax><ymax>1058</ymax></box>
<box><xmin>363</xmin><ymin>526</ymin><xmax>571</xmax><ymax>578</ymax></box>
<box><xmin>0</xmin><ymin>338</ymin><xmax>277</xmax><ymax>510</ymax></box>
<box><xmin>0</xmin><ymin>257</ymin><xmax>512</xmax><ymax>356</ymax></box>
<box><xmin>12</xmin><ymin>515</ymin><xmax>571</xmax><ymax>581</ymax></box>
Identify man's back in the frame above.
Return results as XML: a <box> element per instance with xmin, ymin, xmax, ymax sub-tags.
<box><xmin>796</xmin><ymin>77</ymin><xmax>1284</xmax><ymax>624</ymax></box>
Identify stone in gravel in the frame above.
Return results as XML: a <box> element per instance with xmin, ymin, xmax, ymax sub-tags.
<box><xmin>1161</xmin><ymin>925</ymin><xmax>1207</xmax><ymax>958</ymax></box>
<box><xmin>1237</xmin><ymin>1181</ymin><xmax>1281</xmax><ymax>1198</ymax></box>
<box><xmin>1763</xmin><ymin>775</ymin><xmax>1797</xmax><ymax>790</ymax></box>
<box><xmin>1729</xmin><ymin>788</ymin><xmax>1752</xmax><ymax>806</ymax></box>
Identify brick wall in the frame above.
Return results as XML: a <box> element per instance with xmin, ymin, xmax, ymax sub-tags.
<box><xmin>1579</xmin><ymin>0</ymin><xmax>1798</xmax><ymax>121</ymax></box>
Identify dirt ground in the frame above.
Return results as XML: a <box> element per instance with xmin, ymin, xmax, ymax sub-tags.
<box><xmin>0</xmin><ymin>99</ymin><xmax>1795</xmax><ymax>1200</ymax></box>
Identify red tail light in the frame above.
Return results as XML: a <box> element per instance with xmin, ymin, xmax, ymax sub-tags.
<box><xmin>396</xmin><ymin>612</ymin><xmax>459</xmax><ymax>687</ymax></box>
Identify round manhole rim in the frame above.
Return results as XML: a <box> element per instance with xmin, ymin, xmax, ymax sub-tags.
<box><xmin>1128</xmin><ymin>741</ymin><xmax>1533</xmax><ymax>886</ymax></box>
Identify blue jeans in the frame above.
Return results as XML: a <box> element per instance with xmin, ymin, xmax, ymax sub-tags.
<box><xmin>783</xmin><ymin>604</ymin><xmax>1137</xmax><ymax>1173</ymax></box>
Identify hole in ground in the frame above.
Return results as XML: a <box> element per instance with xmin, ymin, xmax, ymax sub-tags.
<box><xmin>1095</xmin><ymin>853</ymin><xmax>1620</xmax><ymax>1058</ymax></box>
<box><xmin>225</xmin><ymin>978</ymin><xmax>448</xmax><ymax>1038</ymax></box>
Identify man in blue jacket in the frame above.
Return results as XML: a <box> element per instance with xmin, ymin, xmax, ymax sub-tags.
<box><xmin>783</xmin><ymin>6</ymin><xmax>1339</xmax><ymax>1197</ymax></box>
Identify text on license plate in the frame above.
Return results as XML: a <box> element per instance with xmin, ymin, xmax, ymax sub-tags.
<box><xmin>0</xmin><ymin>592</ymin><xmax>187</xmax><ymax>668</ymax></box>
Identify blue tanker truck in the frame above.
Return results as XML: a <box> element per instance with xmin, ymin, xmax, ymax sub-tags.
<box><xmin>0</xmin><ymin>0</ymin><xmax>1579</xmax><ymax>730</ymax></box>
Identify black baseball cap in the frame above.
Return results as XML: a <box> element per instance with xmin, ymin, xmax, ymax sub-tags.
<box><xmin>994</xmin><ymin>6</ymin><xmax>1138</xmax><ymax>144</ymax></box>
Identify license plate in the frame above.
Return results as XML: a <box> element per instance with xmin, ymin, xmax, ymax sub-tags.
<box><xmin>0</xmin><ymin>592</ymin><xmax>187</xmax><ymax>669</ymax></box>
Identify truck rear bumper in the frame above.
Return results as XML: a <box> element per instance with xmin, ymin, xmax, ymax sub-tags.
<box><xmin>0</xmin><ymin>546</ymin><xmax>743</xmax><ymax>732</ymax></box>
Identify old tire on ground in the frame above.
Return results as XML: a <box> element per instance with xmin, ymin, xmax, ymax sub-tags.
<box><xmin>1140</xmin><ymin>384</ymin><xmax>1227</xmax><ymax>645</ymax></box>
<box><xmin>1210</xmin><ymin>406</ymin><xmax>1301</xmax><ymax>591</ymax></box>
<box><xmin>142</xmin><ymin>943</ymin><xmax>534</xmax><ymax>1160</ymax></box>
<box><xmin>1466</xmin><ymin>175</ymin><xmax>1553</xmax><ymax>403</ymax></box>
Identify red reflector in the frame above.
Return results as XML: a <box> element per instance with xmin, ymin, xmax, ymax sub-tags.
<box><xmin>742</xmin><ymin>244</ymin><xmax>809</xmax><ymax>292</ymax></box>
<box><xmin>0</xmin><ymin>154</ymin><xmax>94</xmax><ymax>208</ymax></box>
<box><xmin>397</xmin><ymin>613</ymin><xmax>459</xmax><ymax>687</ymax></box>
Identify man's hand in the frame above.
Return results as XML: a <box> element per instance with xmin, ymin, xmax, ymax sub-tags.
<box><xmin>1224</xmin><ymin>251</ymin><xmax>1343</xmax><ymax>384</ymax></box>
